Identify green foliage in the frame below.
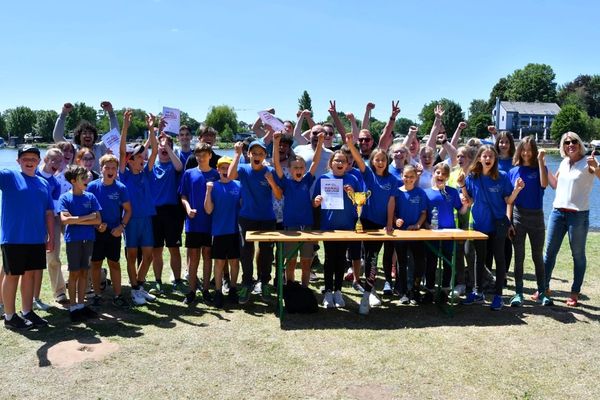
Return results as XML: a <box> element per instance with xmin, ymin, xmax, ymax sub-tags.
<box><xmin>419</xmin><ymin>98</ymin><xmax>464</xmax><ymax>138</ymax></box>
<box><xmin>325</xmin><ymin>112</ymin><xmax>353</xmax><ymax>134</ymax></box>
<box><xmin>504</xmin><ymin>63</ymin><xmax>557</xmax><ymax>103</ymax></box>
<box><xmin>221</xmin><ymin>123</ymin><xmax>234</xmax><ymax>142</ymax></box>
<box><xmin>34</xmin><ymin>110</ymin><xmax>59</xmax><ymax>141</ymax></box>
<box><xmin>205</xmin><ymin>105</ymin><xmax>238</xmax><ymax>137</ymax></box>
<box><xmin>5</xmin><ymin>106</ymin><xmax>36</xmax><ymax>139</ymax></box>
<box><xmin>237</xmin><ymin>120</ymin><xmax>251</xmax><ymax>132</ymax></box>
<box><xmin>469</xmin><ymin>99</ymin><xmax>489</xmax><ymax>116</ymax></box>
<box><xmin>588</xmin><ymin>117</ymin><xmax>600</xmax><ymax>139</ymax></box>
<box><xmin>0</xmin><ymin>113</ymin><xmax>6</xmax><ymax>138</ymax></box>
<box><xmin>487</xmin><ymin>77</ymin><xmax>509</xmax><ymax>111</ymax></box>
<box><xmin>394</xmin><ymin>117</ymin><xmax>415</xmax><ymax>137</ymax></box>
<box><xmin>557</xmin><ymin>74</ymin><xmax>600</xmax><ymax>118</ymax></box>
<box><xmin>467</xmin><ymin>113</ymin><xmax>492</xmax><ymax>139</ymax></box>
<box><xmin>551</xmin><ymin>104</ymin><xmax>591</xmax><ymax>141</ymax></box>
<box><xmin>298</xmin><ymin>91</ymin><xmax>312</xmax><ymax>131</ymax></box>
<box><xmin>65</xmin><ymin>102</ymin><xmax>98</xmax><ymax>133</ymax></box>
<box><xmin>180</xmin><ymin>111</ymin><xmax>200</xmax><ymax>134</ymax></box>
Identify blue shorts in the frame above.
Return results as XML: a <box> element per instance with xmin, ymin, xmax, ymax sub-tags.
<box><xmin>124</xmin><ymin>217</ymin><xmax>154</xmax><ymax>248</ymax></box>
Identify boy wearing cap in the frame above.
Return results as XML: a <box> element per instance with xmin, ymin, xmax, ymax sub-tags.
<box><xmin>1</xmin><ymin>146</ymin><xmax>55</xmax><ymax>330</ymax></box>
<box><xmin>179</xmin><ymin>142</ymin><xmax>220</xmax><ymax>304</ymax></box>
<box><xmin>204</xmin><ymin>156</ymin><xmax>241</xmax><ymax>307</ymax></box>
<box><xmin>119</xmin><ymin>110</ymin><xmax>158</xmax><ymax>306</ymax></box>
<box><xmin>59</xmin><ymin>165</ymin><xmax>102</xmax><ymax>322</ymax></box>
<box><xmin>227</xmin><ymin>140</ymin><xmax>282</xmax><ymax>304</ymax></box>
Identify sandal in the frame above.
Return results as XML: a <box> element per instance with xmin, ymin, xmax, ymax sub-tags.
<box><xmin>566</xmin><ymin>293</ymin><xmax>579</xmax><ymax>307</ymax></box>
<box><xmin>531</xmin><ymin>289</ymin><xmax>552</xmax><ymax>301</ymax></box>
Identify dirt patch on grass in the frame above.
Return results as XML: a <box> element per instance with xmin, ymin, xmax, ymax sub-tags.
<box><xmin>46</xmin><ymin>339</ymin><xmax>119</xmax><ymax>368</ymax></box>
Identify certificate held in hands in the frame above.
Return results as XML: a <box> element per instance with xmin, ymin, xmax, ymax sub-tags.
<box><xmin>320</xmin><ymin>179</ymin><xmax>344</xmax><ymax>210</ymax></box>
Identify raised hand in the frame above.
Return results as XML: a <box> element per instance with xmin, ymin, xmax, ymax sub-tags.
<box><xmin>234</xmin><ymin>141</ymin><xmax>243</xmax><ymax>155</ymax></box>
<box><xmin>62</xmin><ymin>103</ymin><xmax>73</xmax><ymax>114</ymax></box>
<box><xmin>538</xmin><ymin>149</ymin><xmax>546</xmax><ymax>164</ymax></box>
<box><xmin>434</xmin><ymin>104</ymin><xmax>445</xmax><ymax>119</ymax></box>
<box><xmin>266</xmin><ymin>108</ymin><xmax>275</xmax><ymax>114</ymax></box>
<box><xmin>409</xmin><ymin>125</ymin><xmax>419</xmax><ymax>135</ymax></box>
<box><xmin>457</xmin><ymin>171</ymin><xmax>466</xmax><ymax>187</ymax></box>
<box><xmin>391</xmin><ymin>101</ymin><xmax>400</xmax><ymax>119</ymax></box>
<box><xmin>345</xmin><ymin>112</ymin><xmax>355</xmax><ymax>122</ymax></box>
<box><xmin>366</xmin><ymin>102</ymin><xmax>376</xmax><ymax>111</ymax></box>
<box><xmin>273</xmin><ymin>131</ymin><xmax>282</xmax><ymax>142</ymax></box>
<box><xmin>158</xmin><ymin>117</ymin><xmax>166</xmax><ymax>132</ymax></box>
<box><xmin>145</xmin><ymin>113</ymin><xmax>155</xmax><ymax>130</ymax></box>
<box><xmin>487</xmin><ymin>125</ymin><xmax>497</xmax><ymax>134</ymax></box>
<box><xmin>301</xmin><ymin>109</ymin><xmax>312</xmax><ymax>118</ymax></box>
<box><xmin>123</xmin><ymin>110</ymin><xmax>133</xmax><ymax>130</ymax></box>
<box><xmin>328</xmin><ymin>100</ymin><xmax>337</xmax><ymax>114</ymax></box>
<box><xmin>100</xmin><ymin>101</ymin><xmax>113</xmax><ymax>113</ymax></box>
<box><xmin>458</xmin><ymin>121</ymin><xmax>467</xmax><ymax>130</ymax></box>
<box><xmin>345</xmin><ymin>132</ymin><xmax>354</xmax><ymax>145</ymax></box>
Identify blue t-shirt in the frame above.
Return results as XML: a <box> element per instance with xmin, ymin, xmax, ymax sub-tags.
<box><xmin>509</xmin><ymin>165</ymin><xmax>545</xmax><ymax>210</ymax></box>
<box><xmin>498</xmin><ymin>157</ymin><xmax>513</xmax><ymax>173</ymax></box>
<box><xmin>58</xmin><ymin>191</ymin><xmax>102</xmax><ymax>242</ymax></box>
<box><xmin>151</xmin><ymin>161</ymin><xmax>179</xmax><ymax>206</ymax></box>
<box><xmin>119</xmin><ymin>166</ymin><xmax>156</xmax><ymax>218</ymax></box>
<box><xmin>176</xmin><ymin>149</ymin><xmax>193</xmax><ymax>168</ymax></box>
<box><xmin>179</xmin><ymin>168</ymin><xmax>219</xmax><ymax>233</ymax></box>
<box><xmin>394</xmin><ymin>186</ymin><xmax>428</xmax><ymax>228</ymax></box>
<box><xmin>361</xmin><ymin>167</ymin><xmax>397</xmax><ymax>227</ymax></box>
<box><xmin>210</xmin><ymin>180</ymin><xmax>241</xmax><ymax>236</ymax></box>
<box><xmin>36</xmin><ymin>169</ymin><xmax>61</xmax><ymax>213</ymax></box>
<box><xmin>388</xmin><ymin>164</ymin><xmax>404</xmax><ymax>183</ymax></box>
<box><xmin>425</xmin><ymin>186</ymin><xmax>462</xmax><ymax>228</ymax></box>
<box><xmin>348</xmin><ymin>167</ymin><xmax>365</xmax><ymax>191</ymax></box>
<box><xmin>313</xmin><ymin>172</ymin><xmax>360</xmax><ymax>230</ymax></box>
<box><xmin>237</xmin><ymin>164</ymin><xmax>277</xmax><ymax>221</ymax></box>
<box><xmin>466</xmin><ymin>172</ymin><xmax>513</xmax><ymax>233</ymax></box>
<box><xmin>87</xmin><ymin>179</ymin><xmax>130</xmax><ymax>230</ymax></box>
<box><xmin>280</xmin><ymin>173</ymin><xmax>315</xmax><ymax>227</ymax></box>
<box><xmin>0</xmin><ymin>170</ymin><xmax>54</xmax><ymax>244</ymax></box>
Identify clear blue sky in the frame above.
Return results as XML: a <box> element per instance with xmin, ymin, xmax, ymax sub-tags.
<box><xmin>1</xmin><ymin>0</ymin><xmax>598</xmax><ymax>126</ymax></box>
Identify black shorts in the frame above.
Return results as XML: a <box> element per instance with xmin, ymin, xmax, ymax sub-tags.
<box><xmin>1</xmin><ymin>244</ymin><xmax>46</xmax><ymax>275</ymax></box>
<box><xmin>185</xmin><ymin>232</ymin><xmax>212</xmax><ymax>248</ymax></box>
<box><xmin>212</xmin><ymin>234</ymin><xmax>240</xmax><ymax>260</ymax></box>
<box><xmin>153</xmin><ymin>204</ymin><xmax>184</xmax><ymax>248</ymax></box>
<box><xmin>66</xmin><ymin>240</ymin><xmax>94</xmax><ymax>271</ymax></box>
<box><xmin>91</xmin><ymin>230</ymin><xmax>122</xmax><ymax>262</ymax></box>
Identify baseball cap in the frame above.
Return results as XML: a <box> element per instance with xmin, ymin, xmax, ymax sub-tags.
<box><xmin>248</xmin><ymin>140</ymin><xmax>266</xmax><ymax>151</ymax></box>
<box><xmin>216</xmin><ymin>156</ymin><xmax>233</xmax><ymax>167</ymax></box>
<box><xmin>18</xmin><ymin>145</ymin><xmax>41</xmax><ymax>158</ymax></box>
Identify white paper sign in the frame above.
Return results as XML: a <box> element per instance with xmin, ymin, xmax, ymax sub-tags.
<box><xmin>257</xmin><ymin>110</ymin><xmax>285</xmax><ymax>132</ymax></box>
<box><xmin>101</xmin><ymin>128</ymin><xmax>121</xmax><ymax>159</ymax></box>
<box><xmin>162</xmin><ymin>106</ymin><xmax>180</xmax><ymax>134</ymax></box>
<box><xmin>320</xmin><ymin>178</ymin><xmax>344</xmax><ymax>210</ymax></box>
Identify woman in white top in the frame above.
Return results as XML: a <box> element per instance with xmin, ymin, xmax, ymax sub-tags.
<box><xmin>543</xmin><ymin>131</ymin><xmax>600</xmax><ymax>307</ymax></box>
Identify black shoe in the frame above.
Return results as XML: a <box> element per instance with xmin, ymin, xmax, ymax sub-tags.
<box><xmin>4</xmin><ymin>314</ymin><xmax>33</xmax><ymax>330</ymax></box>
<box><xmin>409</xmin><ymin>289</ymin><xmax>422</xmax><ymax>305</ymax></box>
<box><xmin>422</xmin><ymin>291</ymin><xmax>434</xmax><ymax>304</ymax></box>
<box><xmin>202</xmin><ymin>289</ymin><xmax>213</xmax><ymax>304</ymax></box>
<box><xmin>91</xmin><ymin>295</ymin><xmax>103</xmax><ymax>307</ymax></box>
<box><xmin>183</xmin><ymin>291</ymin><xmax>196</xmax><ymax>305</ymax></box>
<box><xmin>112</xmin><ymin>295</ymin><xmax>130</xmax><ymax>309</ymax></box>
<box><xmin>70</xmin><ymin>309</ymin><xmax>85</xmax><ymax>323</ymax></box>
<box><xmin>21</xmin><ymin>310</ymin><xmax>48</xmax><ymax>327</ymax></box>
<box><xmin>214</xmin><ymin>291</ymin><xmax>224</xmax><ymax>308</ymax></box>
<box><xmin>228</xmin><ymin>288</ymin><xmax>239</xmax><ymax>304</ymax></box>
<box><xmin>80</xmin><ymin>306</ymin><xmax>98</xmax><ymax>319</ymax></box>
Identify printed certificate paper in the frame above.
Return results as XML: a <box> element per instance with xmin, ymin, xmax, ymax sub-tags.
<box><xmin>320</xmin><ymin>178</ymin><xmax>344</xmax><ymax>210</ymax></box>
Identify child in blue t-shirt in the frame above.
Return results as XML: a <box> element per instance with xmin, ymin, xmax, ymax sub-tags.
<box><xmin>424</xmin><ymin>162</ymin><xmax>469</xmax><ymax>303</ymax></box>
<box><xmin>393</xmin><ymin>165</ymin><xmax>428</xmax><ymax>305</ymax></box>
<box><xmin>458</xmin><ymin>145</ymin><xmax>523</xmax><ymax>310</ymax></box>
<box><xmin>313</xmin><ymin>150</ymin><xmax>361</xmax><ymax>309</ymax></box>
<box><xmin>87</xmin><ymin>154</ymin><xmax>132</xmax><ymax>308</ymax></box>
<box><xmin>273</xmin><ymin>130</ymin><xmax>323</xmax><ymax>287</ymax></box>
<box><xmin>59</xmin><ymin>165</ymin><xmax>102</xmax><ymax>322</ymax></box>
<box><xmin>118</xmin><ymin>110</ymin><xmax>158</xmax><ymax>306</ymax></box>
<box><xmin>179</xmin><ymin>142</ymin><xmax>220</xmax><ymax>305</ymax></box>
<box><xmin>204</xmin><ymin>156</ymin><xmax>241</xmax><ymax>308</ymax></box>
<box><xmin>508</xmin><ymin>136</ymin><xmax>552</xmax><ymax>307</ymax></box>
<box><xmin>227</xmin><ymin>140</ymin><xmax>282</xmax><ymax>304</ymax></box>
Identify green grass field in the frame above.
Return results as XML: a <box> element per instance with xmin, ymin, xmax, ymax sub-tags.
<box><xmin>1</xmin><ymin>234</ymin><xmax>599</xmax><ymax>399</ymax></box>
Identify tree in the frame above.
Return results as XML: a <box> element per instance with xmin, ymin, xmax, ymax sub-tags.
<box><xmin>504</xmin><ymin>63</ymin><xmax>557</xmax><ymax>103</ymax></box>
<box><xmin>34</xmin><ymin>110</ymin><xmax>59</xmax><ymax>141</ymax></box>
<box><xmin>65</xmin><ymin>102</ymin><xmax>98</xmax><ymax>133</ymax></box>
<box><xmin>418</xmin><ymin>99</ymin><xmax>464</xmax><ymax>138</ymax></box>
<box><xmin>487</xmin><ymin>77</ymin><xmax>510</xmax><ymax>112</ymax></box>
<box><xmin>205</xmin><ymin>105</ymin><xmax>238</xmax><ymax>139</ymax></box>
<box><xmin>467</xmin><ymin>113</ymin><xmax>492</xmax><ymax>139</ymax></box>
<box><xmin>394</xmin><ymin>117</ymin><xmax>415</xmax><ymax>137</ymax></box>
<box><xmin>5</xmin><ymin>106</ymin><xmax>36</xmax><ymax>139</ymax></box>
<box><xmin>469</xmin><ymin>99</ymin><xmax>489</xmax><ymax>117</ymax></box>
<box><xmin>180</xmin><ymin>111</ymin><xmax>200</xmax><ymax>134</ymax></box>
<box><xmin>0</xmin><ymin>113</ymin><xmax>6</xmax><ymax>138</ymax></box>
<box><xmin>557</xmin><ymin>74</ymin><xmax>600</xmax><ymax>118</ymax></box>
<box><xmin>551</xmin><ymin>104</ymin><xmax>591</xmax><ymax>142</ymax></box>
<box><xmin>298</xmin><ymin>90</ymin><xmax>312</xmax><ymax>131</ymax></box>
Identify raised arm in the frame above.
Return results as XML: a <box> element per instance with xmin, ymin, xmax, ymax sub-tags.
<box><xmin>425</xmin><ymin>104</ymin><xmax>444</xmax><ymax>150</ymax></box>
<box><xmin>379</xmin><ymin>101</ymin><xmax>401</xmax><ymax>152</ymax></box>
<box><xmin>146</xmin><ymin>114</ymin><xmax>158</xmax><ymax>171</ymax></box>
<box><xmin>362</xmin><ymin>102</ymin><xmax>375</xmax><ymax>130</ymax></box>
<box><xmin>293</xmin><ymin>110</ymin><xmax>311</xmax><ymax>145</ymax></box>
<box><xmin>119</xmin><ymin>110</ymin><xmax>132</xmax><ymax>173</ymax></box>
<box><xmin>204</xmin><ymin>181</ymin><xmax>215</xmax><ymax>215</ymax></box>
<box><xmin>327</xmin><ymin>101</ymin><xmax>347</xmax><ymax>139</ymax></box>
<box><xmin>440</xmin><ymin>121</ymin><xmax>466</xmax><ymax>159</ymax></box>
<box><xmin>227</xmin><ymin>142</ymin><xmax>243</xmax><ymax>180</ymax></box>
<box><xmin>100</xmin><ymin>101</ymin><xmax>119</xmax><ymax>132</ymax></box>
<box><xmin>272</xmin><ymin>131</ymin><xmax>284</xmax><ymax>179</ymax></box>
<box><xmin>53</xmin><ymin>103</ymin><xmax>73</xmax><ymax>143</ymax></box>
<box><xmin>538</xmin><ymin>149</ymin><xmax>548</xmax><ymax>188</ymax></box>
<box><xmin>344</xmin><ymin>120</ymin><xmax>366</xmax><ymax>173</ymax></box>
<box><xmin>403</xmin><ymin>126</ymin><xmax>419</xmax><ymax>147</ymax></box>
<box><xmin>252</xmin><ymin>109</ymin><xmax>272</xmax><ymax>138</ymax></box>
<box><xmin>162</xmin><ymin>132</ymin><xmax>183</xmax><ymax>171</ymax></box>
<box><xmin>309</xmin><ymin>132</ymin><xmax>325</xmax><ymax>176</ymax></box>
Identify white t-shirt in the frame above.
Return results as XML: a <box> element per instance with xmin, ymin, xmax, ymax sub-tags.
<box><xmin>553</xmin><ymin>157</ymin><xmax>595</xmax><ymax>211</ymax></box>
<box><xmin>293</xmin><ymin>144</ymin><xmax>333</xmax><ymax>192</ymax></box>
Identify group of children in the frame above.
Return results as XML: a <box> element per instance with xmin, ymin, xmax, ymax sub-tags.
<box><xmin>1</xmin><ymin>100</ymin><xmax>569</xmax><ymax>330</ymax></box>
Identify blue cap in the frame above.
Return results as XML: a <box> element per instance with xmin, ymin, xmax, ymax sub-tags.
<box><xmin>248</xmin><ymin>140</ymin><xmax>266</xmax><ymax>151</ymax></box>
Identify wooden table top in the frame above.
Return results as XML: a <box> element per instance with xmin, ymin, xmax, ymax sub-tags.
<box><xmin>246</xmin><ymin>229</ymin><xmax>488</xmax><ymax>242</ymax></box>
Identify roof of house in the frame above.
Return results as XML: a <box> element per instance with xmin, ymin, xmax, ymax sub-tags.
<box><xmin>500</xmin><ymin>101</ymin><xmax>561</xmax><ymax>115</ymax></box>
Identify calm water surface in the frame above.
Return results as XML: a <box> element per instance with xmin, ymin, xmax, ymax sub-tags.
<box><xmin>2</xmin><ymin>148</ymin><xmax>600</xmax><ymax>228</ymax></box>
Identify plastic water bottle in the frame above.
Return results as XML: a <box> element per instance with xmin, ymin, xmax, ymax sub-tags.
<box><xmin>431</xmin><ymin>207</ymin><xmax>439</xmax><ymax>230</ymax></box>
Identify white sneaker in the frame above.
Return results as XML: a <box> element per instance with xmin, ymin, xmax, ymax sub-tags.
<box><xmin>323</xmin><ymin>291</ymin><xmax>334</xmax><ymax>308</ymax></box>
<box><xmin>452</xmin><ymin>284</ymin><xmax>466</xmax><ymax>297</ymax></box>
<box><xmin>399</xmin><ymin>294</ymin><xmax>410</xmax><ymax>305</ymax></box>
<box><xmin>359</xmin><ymin>292</ymin><xmax>370</xmax><ymax>315</ymax></box>
<box><xmin>369</xmin><ymin>291</ymin><xmax>381</xmax><ymax>307</ymax></box>
<box><xmin>139</xmin><ymin>288</ymin><xmax>156</xmax><ymax>302</ymax></box>
<box><xmin>333</xmin><ymin>290</ymin><xmax>345</xmax><ymax>308</ymax></box>
<box><xmin>33</xmin><ymin>298</ymin><xmax>51</xmax><ymax>311</ymax></box>
<box><xmin>131</xmin><ymin>289</ymin><xmax>146</xmax><ymax>306</ymax></box>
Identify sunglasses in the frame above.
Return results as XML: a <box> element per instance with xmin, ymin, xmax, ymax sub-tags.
<box><xmin>312</xmin><ymin>131</ymin><xmax>334</xmax><ymax>137</ymax></box>
<box><xmin>563</xmin><ymin>140</ymin><xmax>578</xmax><ymax>145</ymax></box>
<box><xmin>358</xmin><ymin>138</ymin><xmax>372</xmax><ymax>142</ymax></box>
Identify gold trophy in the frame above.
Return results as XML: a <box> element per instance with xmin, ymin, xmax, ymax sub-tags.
<box><xmin>346</xmin><ymin>190</ymin><xmax>372</xmax><ymax>233</ymax></box>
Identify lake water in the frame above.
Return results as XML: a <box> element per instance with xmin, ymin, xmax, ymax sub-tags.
<box><xmin>2</xmin><ymin>148</ymin><xmax>600</xmax><ymax>228</ymax></box>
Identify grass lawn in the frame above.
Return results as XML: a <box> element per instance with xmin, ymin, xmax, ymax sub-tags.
<box><xmin>1</xmin><ymin>233</ymin><xmax>599</xmax><ymax>400</ymax></box>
